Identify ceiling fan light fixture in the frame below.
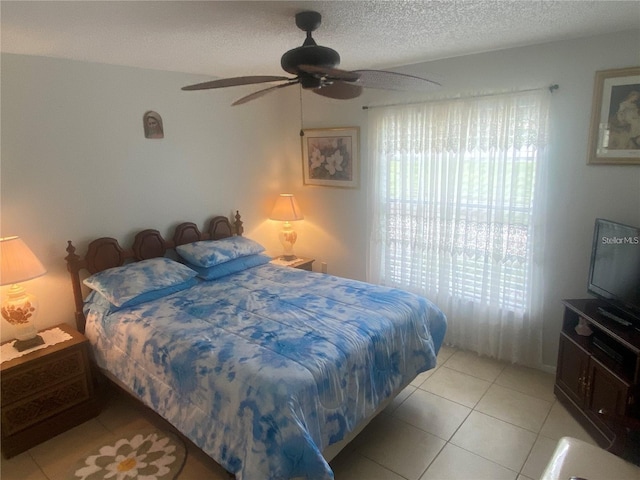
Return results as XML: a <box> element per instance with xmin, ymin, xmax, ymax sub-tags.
<box><xmin>299</xmin><ymin>75</ymin><xmax>324</xmax><ymax>90</ymax></box>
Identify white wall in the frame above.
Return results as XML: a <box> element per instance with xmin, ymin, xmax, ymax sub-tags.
<box><xmin>2</xmin><ymin>29</ymin><xmax>640</xmax><ymax>367</ymax></box>
<box><xmin>0</xmin><ymin>53</ymin><xmax>300</xmax><ymax>342</ymax></box>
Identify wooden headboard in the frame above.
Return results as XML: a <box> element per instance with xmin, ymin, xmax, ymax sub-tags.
<box><xmin>65</xmin><ymin>211</ymin><xmax>244</xmax><ymax>333</ymax></box>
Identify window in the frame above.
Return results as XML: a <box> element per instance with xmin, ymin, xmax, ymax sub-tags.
<box><xmin>368</xmin><ymin>90</ymin><xmax>550</xmax><ymax>365</ymax></box>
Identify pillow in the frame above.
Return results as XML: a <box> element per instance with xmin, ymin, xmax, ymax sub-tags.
<box><xmin>85</xmin><ymin>277</ymin><xmax>199</xmax><ymax>314</ymax></box>
<box><xmin>188</xmin><ymin>253</ymin><xmax>271</xmax><ymax>280</ymax></box>
<box><xmin>83</xmin><ymin>289</ymin><xmax>114</xmax><ymax>316</ymax></box>
<box><xmin>83</xmin><ymin>257</ymin><xmax>198</xmax><ymax>307</ymax></box>
<box><xmin>176</xmin><ymin>236</ymin><xmax>265</xmax><ymax>268</ymax></box>
<box><xmin>115</xmin><ymin>277</ymin><xmax>198</xmax><ymax>310</ymax></box>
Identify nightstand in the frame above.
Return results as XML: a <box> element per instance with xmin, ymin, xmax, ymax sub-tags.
<box><xmin>271</xmin><ymin>256</ymin><xmax>315</xmax><ymax>271</ymax></box>
<box><xmin>1</xmin><ymin>323</ymin><xmax>100</xmax><ymax>458</ymax></box>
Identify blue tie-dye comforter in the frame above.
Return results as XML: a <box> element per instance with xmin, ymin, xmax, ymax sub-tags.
<box><xmin>84</xmin><ymin>264</ymin><xmax>446</xmax><ymax>480</ymax></box>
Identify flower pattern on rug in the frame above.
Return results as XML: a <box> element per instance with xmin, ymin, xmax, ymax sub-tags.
<box><xmin>71</xmin><ymin>431</ymin><xmax>184</xmax><ymax>480</ymax></box>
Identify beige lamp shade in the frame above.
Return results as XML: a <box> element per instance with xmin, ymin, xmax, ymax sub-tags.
<box><xmin>269</xmin><ymin>194</ymin><xmax>304</xmax><ymax>221</ymax></box>
<box><xmin>1</xmin><ymin>236</ymin><xmax>47</xmax><ymax>349</ymax></box>
<box><xmin>1</xmin><ymin>236</ymin><xmax>47</xmax><ymax>286</ymax></box>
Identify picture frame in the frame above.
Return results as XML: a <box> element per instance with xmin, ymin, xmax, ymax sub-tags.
<box><xmin>143</xmin><ymin>110</ymin><xmax>164</xmax><ymax>139</ymax></box>
<box><xmin>587</xmin><ymin>66</ymin><xmax>640</xmax><ymax>165</ymax></box>
<box><xmin>302</xmin><ymin>127</ymin><xmax>359</xmax><ymax>187</ymax></box>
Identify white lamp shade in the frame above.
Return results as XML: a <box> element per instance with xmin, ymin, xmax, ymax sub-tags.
<box><xmin>1</xmin><ymin>236</ymin><xmax>47</xmax><ymax>286</ymax></box>
<box><xmin>270</xmin><ymin>194</ymin><xmax>304</xmax><ymax>222</ymax></box>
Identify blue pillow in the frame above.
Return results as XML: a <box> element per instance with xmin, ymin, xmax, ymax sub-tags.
<box><xmin>176</xmin><ymin>236</ymin><xmax>265</xmax><ymax>268</ymax></box>
<box><xmin>83</xmin><ymin>257</ymin><xmax>198</xmax><ymax>307</ymax></box>
<box><xmin>84</xmin><ymin>277</ymin><xmax>198</xmax><ymax>313</ymax></box>
<box><xmin>188</xmin><ymin>254</ymin><xmax>271</xmax><ymax>280</ymax></box>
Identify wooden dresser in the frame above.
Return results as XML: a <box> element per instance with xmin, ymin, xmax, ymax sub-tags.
<box><xmin>555</xmin><ymin>299</ymin><xmax>640</xmax><ymax>449</ymax></box>
<box><xmin>1</xmin><ymin>323</ymin><xmax>100</xmax><ymax>458</ymax></box>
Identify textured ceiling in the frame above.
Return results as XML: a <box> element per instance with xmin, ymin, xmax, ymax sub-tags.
<box><xmin>1</xmin><ymin>1</ymin><xmax>639</xmax><ymax>79</ymax></box>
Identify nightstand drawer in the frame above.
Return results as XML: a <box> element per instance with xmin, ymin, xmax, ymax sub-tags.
<box><xmin>2</xmin><ymin>375</ymin><xmax>91</xmax><ymax>435</ymax></box>
<box><xmin>1</xmin><ymin>348</ymin><xmax>86</xmax><ymax>404</ymax></box>
<box><xmin>1</xmin><ymin>324</ymin><xmax>100</xmax><ymax>458</ymax></box>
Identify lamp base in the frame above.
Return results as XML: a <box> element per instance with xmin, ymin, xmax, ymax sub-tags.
<box><xmin>13</xmin><ymin>334</ymin><xmax>44</xmax><ymax>352</ymax></box>
<box><xmin>280</xmin><ymin>254</ymin><xmax>298</xmax><ymax>261</ymax></box>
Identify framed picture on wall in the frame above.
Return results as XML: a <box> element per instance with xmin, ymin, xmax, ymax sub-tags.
<box><xmin>143</xmin><ymin>110</ymin><xmax>164</xmax><ymax>139</ymax></box>
<box><xmin>587</xmin><ymin>66</ymin><xmax>640</xmax><ymax>165</ymax></box>
<box><xmin>301</xmin><ymin>127</ymin><xmax>359</xmax><ymax>187</ymax></box>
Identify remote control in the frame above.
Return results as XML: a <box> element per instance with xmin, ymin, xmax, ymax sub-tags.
<box><xmin>597</xmin><ymin>307</ymin><xmax>632</xmax><ymax>326</ymax></box>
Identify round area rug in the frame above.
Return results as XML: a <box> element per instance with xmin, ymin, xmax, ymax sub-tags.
<box><xmin>67</xmin><ymin>429</ymin><xmax>186</xmax><ymax>480</ymax></box>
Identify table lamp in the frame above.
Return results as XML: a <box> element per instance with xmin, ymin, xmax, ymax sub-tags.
<box><xmin>270</xmin><ymin>194</ymin><xmax>304</xmax><ymax>260</ymax></box>
<box><xmin>1</xmin><ymin>236</ymin><xmax>47</xmax><ymax>351</ymax></box>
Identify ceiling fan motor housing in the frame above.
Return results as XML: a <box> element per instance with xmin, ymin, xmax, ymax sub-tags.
<box><xmin>281</xmin><ymin>45</ymin><xmax>340</xmax><ymax>76</ymax></box>
<box><xmin>281</xmin><ymin>10</ymin><xmax>340</xmax><ymax>88</ymax></box>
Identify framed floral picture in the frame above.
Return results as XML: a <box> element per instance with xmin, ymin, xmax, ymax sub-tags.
<box><xmin>587</xmin><ymin>66</ymin><xmax>640</xmax><ymax>165</ymax></box>
<box><xmin>302</xmin><ymin>127</ymin><xmax>359</xmax><ymax>187</ymax></box>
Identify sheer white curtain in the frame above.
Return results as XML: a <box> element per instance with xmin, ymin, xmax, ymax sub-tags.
<box><xmin>368</xmin><ymin>90</ymin><xmax>550</xmax><ymax>366</ymax></box>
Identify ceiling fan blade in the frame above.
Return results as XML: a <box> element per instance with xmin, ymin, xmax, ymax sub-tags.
<box><xmin>298</xmin><ymin>64</ymin><xmax>360</xmax><ymax>82</ymax></box>
<box><xmin>353</xmin><ymin>70</ymin><xmax>441</xmax><ymax>92</ymax></box>
<box><xmin>313</xmin><ymin>81</ymin><xmax>363</xmax><ymax>100</ymax></box>
<box><xmin>232</xmin><ymin>81</ymin><xmax>299</xmax><ymax>106</ymax></box>
<box><xmin>182</xmin><ymin>75</ymin><xmax>291</xmax><ymax>91</ymax></box>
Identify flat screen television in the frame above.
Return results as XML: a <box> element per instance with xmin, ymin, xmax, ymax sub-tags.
<box><xmin>587</xmin><ymin>218</ymin><xmax>640</xmax><ymax>325</ymax></box>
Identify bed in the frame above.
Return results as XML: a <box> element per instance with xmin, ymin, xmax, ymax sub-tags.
<box><xmin>65</xmin><ymin>212</ymin><xmax>447</xmax><ymax>480</ymax></box>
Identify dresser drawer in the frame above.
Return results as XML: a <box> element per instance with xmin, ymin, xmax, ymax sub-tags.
<box><xmin>1</xmin><ymin>348</ymin><xmax>86</xmax><ymax>404</ymax></box>
<box><xmin>1</xmin><ymin>374</ymin><xmax>91</xmax><ymax>436</ymax></box>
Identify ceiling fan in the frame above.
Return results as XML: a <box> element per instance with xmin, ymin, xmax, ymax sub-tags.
<box><xmin>181</xmin><ymin>11</ymin><xmax>440</xmax><ymax>106</ymax></box>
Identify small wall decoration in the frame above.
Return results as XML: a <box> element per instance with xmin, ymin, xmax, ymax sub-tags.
<box><xmin>588</xmin><ymin>66</ymin><xmax>640</xmax><ymax>165</ymax></box>
<box><xmin>143</xmin><ymin>110</ymin><xmax>164</xmax><ymax>139</ymax></box>
<box><xmin>302</xmin><ymin>127</ymin><xmax>359</xmax><ymax>187</ymax></box>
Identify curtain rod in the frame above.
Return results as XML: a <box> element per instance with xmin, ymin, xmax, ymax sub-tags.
<box><xmin>362</xmin><ymin>84</ymin><xmax>559</xmax><ymax>110</ymax></box>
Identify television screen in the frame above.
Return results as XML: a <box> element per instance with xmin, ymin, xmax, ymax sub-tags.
<box><xmin>588</xmin><ymin>219</ymin><xmax>640</xmax><ymax>322</ymax></box>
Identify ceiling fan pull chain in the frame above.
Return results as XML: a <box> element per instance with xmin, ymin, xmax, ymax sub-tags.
<box><xmin>299</xmin><ymin>85</ymin><xmax>305</xmax><ymax>137</ymax></box>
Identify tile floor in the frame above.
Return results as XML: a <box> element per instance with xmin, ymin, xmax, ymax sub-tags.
<box><xmin>1</xmin><ymin>345</ymin><xmax>601</xmax><ymax>480</ymax></box>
